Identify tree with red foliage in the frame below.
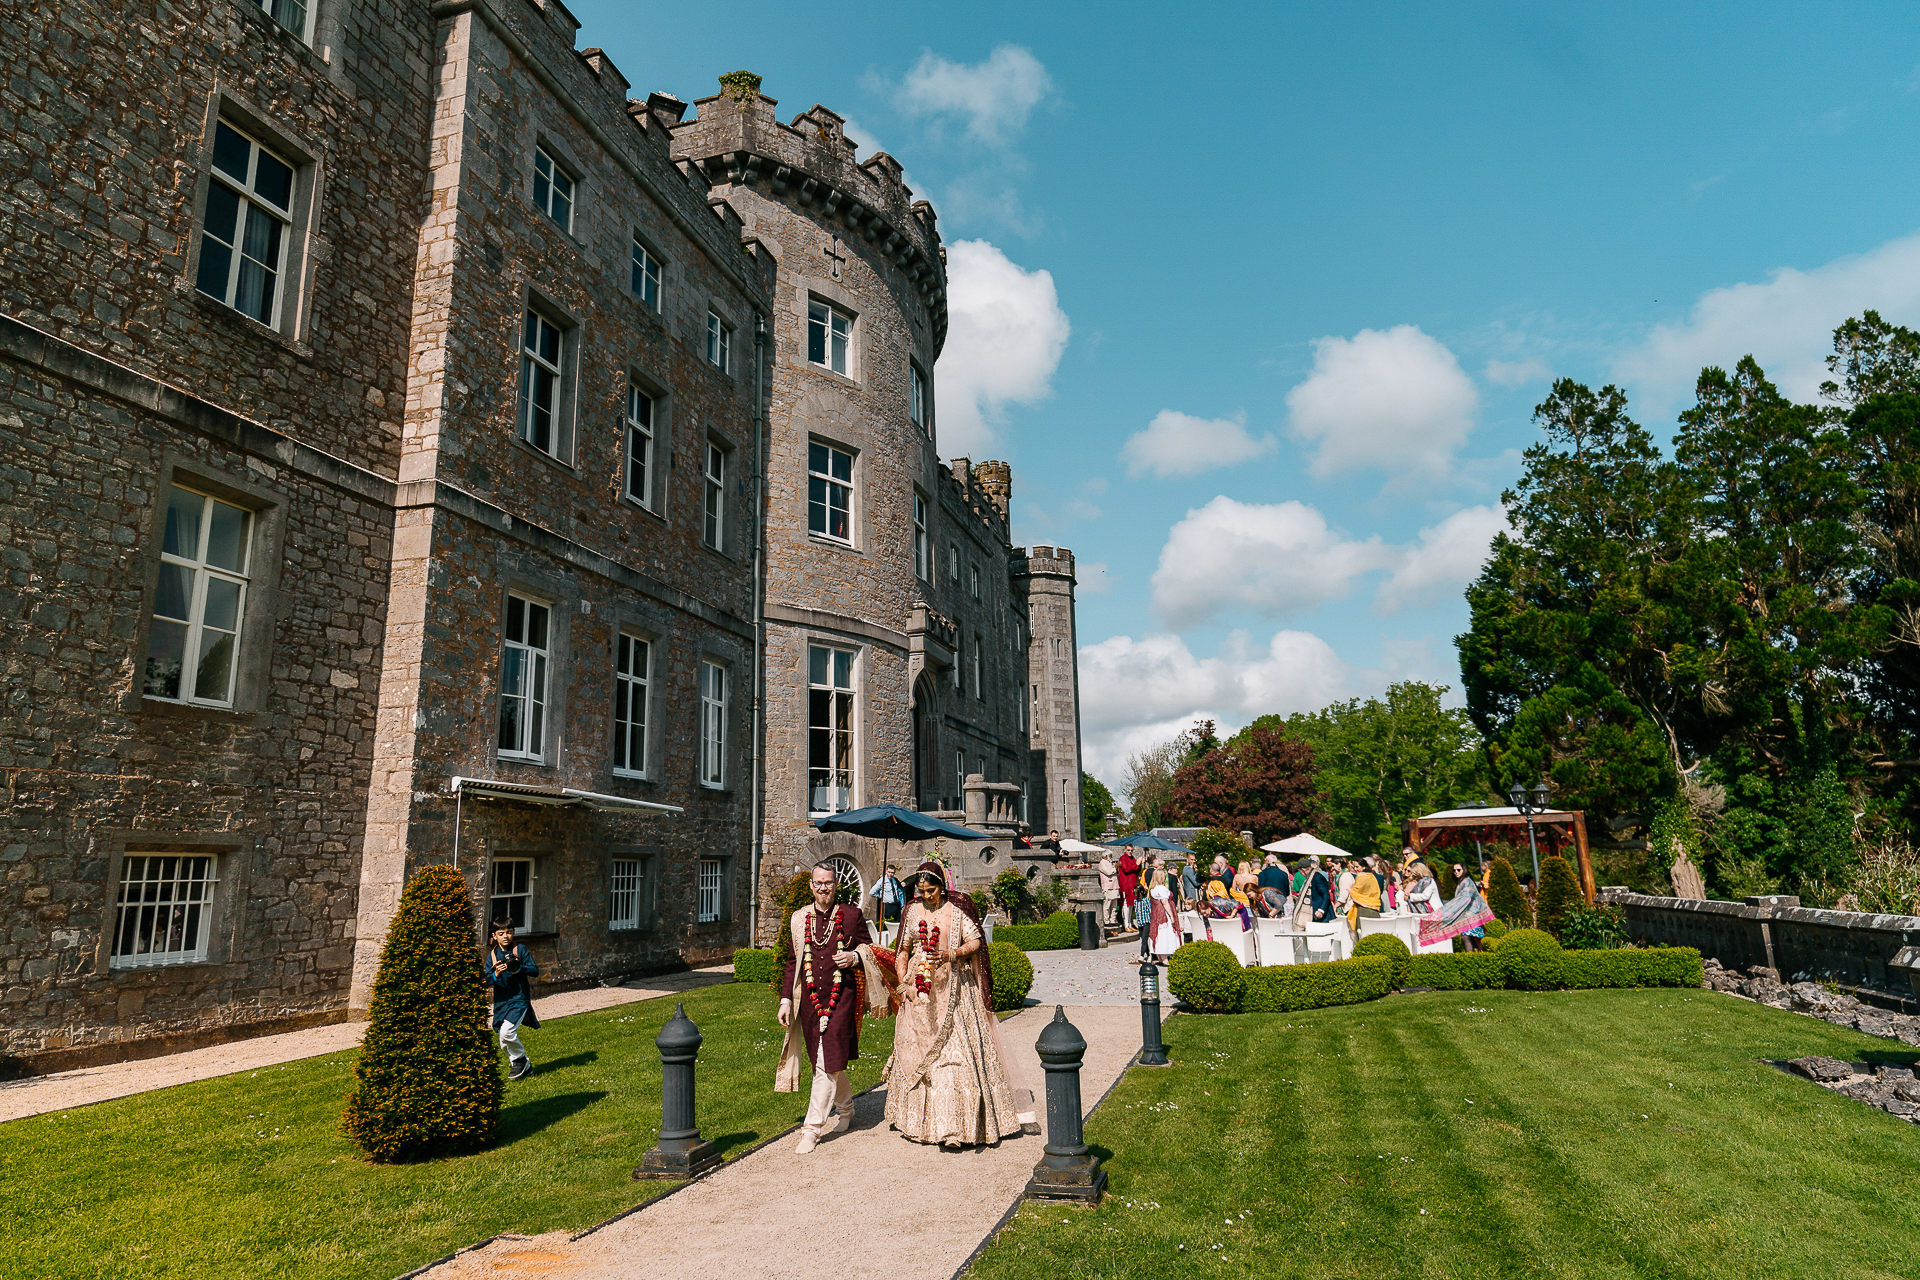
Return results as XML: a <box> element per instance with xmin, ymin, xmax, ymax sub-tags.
<box><xmin>1168</xmin><ymin>719</ymin><xmax>1325</xmax><ymax>845</ymax></box>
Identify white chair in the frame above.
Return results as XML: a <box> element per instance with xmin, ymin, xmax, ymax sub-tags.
<box><xmin>1179</xmin><ymin>910</ymin><xmax>1206</xmax><ymax>944</ymax></box>
<box><xmin>1208</xmin><ymin>917</ymin><xmax>1256</xmax><ymax>967</ymax></box>
<box><xmin>1301</xmin><ymin>922</ymin><xmax>1348</xmax><ymax>962</ymax></box>
<box><xmin>1254</xmin><ymin>919</ymin><xmax>1301</xmax><ymax>966</ymax></box>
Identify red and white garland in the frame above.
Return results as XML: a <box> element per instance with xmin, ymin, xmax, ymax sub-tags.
<box><xmin>804</xmin><ymin>905</ymin><xmax>847</xmax><ymax>1033</ymax></box>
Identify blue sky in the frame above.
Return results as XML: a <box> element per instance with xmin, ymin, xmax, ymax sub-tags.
<box><xmin>567</xmin><ymin>0</ymin><xmax>1920</xmax><ymax>792</ymax></box>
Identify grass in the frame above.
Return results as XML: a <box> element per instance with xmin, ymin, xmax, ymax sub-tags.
<box><xmin>971</xmin><ymin>988</ymin><xmax>1920</xmax><ymax>1280</ymax></box>
<box><xmin>0</xmin><ymin>981</ymin><xmax>888</xmax><ymax>1280</ymax></box>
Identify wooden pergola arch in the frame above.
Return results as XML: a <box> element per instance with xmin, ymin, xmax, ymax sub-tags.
<box><xmin>1402</xmin><ymin>808</ymin><xmax>1596</xmax><ymax>905</ymax></box>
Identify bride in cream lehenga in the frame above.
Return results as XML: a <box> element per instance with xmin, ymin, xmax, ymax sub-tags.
<box><xmin>883</xmin><ymin>860</ymin><xmax>1039</xmax><ymax>1150</ymax></box>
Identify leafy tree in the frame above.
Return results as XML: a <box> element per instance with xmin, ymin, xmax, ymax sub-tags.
<box><xmin>341</xmin><ymin>865</ymin><xmax>501</xmax><ymax>1162</ymax></box>
<box><xmin>1188</xmin><ymin>827</ymin><xmax>1253</xmax><ymax>866</ymax></box>
<box><xmin>1080</xmin><ymin>771</ymin><xmax>1121</xmax><ymax>836</ymax></box>
<box><xmin>1485</xmin><ymin>855</ymin><xmax>1532</xmax><ymax>928</ymax></box>
<box><xmin>1535</xmin><ymin>855</ymin><xmax>1582</xmax><ymax>940</ymax></box>
<box><xmin>1168</xmin><ymin>720</ymin><xmax>1324</xmax><ymax>845</ymax></box>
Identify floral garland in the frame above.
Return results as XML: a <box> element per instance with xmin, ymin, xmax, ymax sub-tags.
<box><xmin>804</xmin><ymin>905</ymin><xmax>847</xmax><ymax>1030</ymax></box>
<box><xmin>911</xmin><ymin>912</ymin><xmax>943</xmax><ymax>996</ymax></box>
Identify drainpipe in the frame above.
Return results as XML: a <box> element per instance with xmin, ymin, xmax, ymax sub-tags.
<box><xmin>748</xmin><ymin>312</ymin><xmax>768</xmax><ymax>947</ymax></box>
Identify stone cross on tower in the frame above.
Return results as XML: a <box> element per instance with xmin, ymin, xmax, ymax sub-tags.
<box><xmin>824</xmin><ymin>235</ymin><xmax>847</xmax><ymax>281</ymax></box>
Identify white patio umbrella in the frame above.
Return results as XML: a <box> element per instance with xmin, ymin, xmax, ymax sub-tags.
<box><xmin>1261</xmin><ymin>832</ymin><xmax>1351</xmax><ymax>860</ymax></box>
<box><xmin>1058</xmin><ymin>838</ymin><xmax>1108</xmax><ymax>854</ymax></box>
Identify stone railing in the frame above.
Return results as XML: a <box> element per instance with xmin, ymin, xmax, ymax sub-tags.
<box><xmin>1598</xmin><ymin>889</ymin><xmax>1920</xmax><ymax>993</ymax></box>
<box><xmin>962</xmin><ymin>776</ymin><xmax>1027</xmax><ymax>833</ymax></box>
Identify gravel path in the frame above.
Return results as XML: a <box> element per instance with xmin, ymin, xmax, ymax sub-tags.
<box><xmin>1024</xmin><ymin>939</ymin><xmax>1154</xmax><ymax>1007</ymax></box>
<box><xmin>418</xmin><ymin>1001</ymin><xmax>1146</xmax><ymax>1280</ymax></box>
<box><xmin>0</xmin><ymin>969</ymin><xmax>735</xmax><ymax>1123</ymax></box>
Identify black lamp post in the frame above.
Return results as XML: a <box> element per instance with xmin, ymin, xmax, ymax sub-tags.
<box><xmin>1507</xmin><ymin>780</ymin><xmax>1551</xmax><ymax>886</ymax></box>
<box><xmin>1137</xmin><ymin>961</ymin><xmax>1169</xmax><ymax>1067</ymax></box>
<box><xmin>633</xmin><ymin>1002</ymin><xmax>721</xmax><ymax>1180</ymax></box>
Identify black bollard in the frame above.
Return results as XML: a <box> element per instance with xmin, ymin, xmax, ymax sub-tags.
<box><xmin>1023</xmin><ymin>1005</ymin><xmax>1107</xmax><ymax>1204</ymax></box>
<box><xmin>1137</xmin><ymin>961</ymin><xmax>1170</xmax><ymax>1067</ymax></box>
<box><xmin>633</xmin><ymin>1002</ymin><xmax>721</xmax><ymax>1180</ymax></box>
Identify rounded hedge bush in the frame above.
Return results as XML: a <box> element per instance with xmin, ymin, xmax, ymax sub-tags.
<box><xmin>340</xmin><ymin>865</ymin><xmax>501</xmax><ymax>1162</ymax></box>
<box><xmin>1483</xmin><ymin>917</ymin><xmax>1510</xmax><ymax>942</ymax></box>
<box><xmin>1497</xmin><ymin>927</ymin><xmax>1564</xmax><ymax>990</ymax></box>
<box><xmin>988</xmin><ymin>941</ymin><xmax>1034</xmax><ymax>1011</ymax></box>
<box><xmin>732</xmin><ymin>947</ymin><xmax>777</xmax><ymax>985</ymax></box>
<box><xmin>1167</xmin><ymin>940</ymin><xmax>1245</xmax><ymax>1012</ymax></box>
<box><xmin>1351</xmin><ymin>932</ymin><xmax>1412</xmax><ymax>988</ymax></box>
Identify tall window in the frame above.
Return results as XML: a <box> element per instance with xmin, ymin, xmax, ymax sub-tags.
<box><xmin>809</xmin><ymin>646</ymin><xmax>855</xmax><ymax>815</ymax></box>
<box><xmin>110</xmin><ymin>855</ymin><xmax>218</xmax><ymax>968</ymax></box>
<box><xmin>954</xmin><ymin>750</ymin><xmax>965</xmax><ymax>791</ymax></box>
<box><xmin>808</xmin><ymin>300</ymin><xmax>851</xmax><ymax>375</ymax></box>
<box><xmin>697</xmin><ymin>859</ymin><xmax>723</xmax><ymax>923</ymax></box>
<box><xmin>952</xmin><ymin>634</ymin><xmax>962</xmax><ymax>688</ymax></box>
<box><xmin>490</xmin><ymin>858</ymin><xmax>534</xmax><ymax>933</ymax></box>
<box><xmin>1018</xmin><ymin>681</ymin><xmax>1026</xmax><ymax>731</ymax></box>
<box><xmin>610</xmin><ymin>858</ymin><xmax>644</xmax><ymax>930</ymax></box>
<box><xmin>808</xmin><ymin>442</ymin><xmax>853</xmax><ymax>543</ymax></box>
<box><xmin>972</xmin><ymin>637</ymin><xmax>982</xmax><ymax>699</ymax></box>
<box><xmin>517</xmin><ymin>309</ymin><xmax>564</xmax><ymax>456</ymax></box>
<box><xmin>195</xmin><ymin>120</ymin><xmax>294</xmax><ymax>327</ymax></box>
<box><xmin>703</xmin><ymin>442</ymin><xmax>726</xmax><ymax>551</ymax></box>
<box><xmin>700</xmin><ymin>661</ymin><xmax>727</xmax><ymax>787</ymax></box>
<box><xmin>910</xmin><ymin>363</ymin><xmax>929</xmax><ymax>431</ymax></box>
<box><xmin>1030</xmin><ymin>682</ymin><xmax>1039</xmax><ymax>732</ymax></box>
<box><xmin>948</xmin><ymin>543</ymin><xmax>959</xmax><ymax>581</ymax></box>
<box><xmin>913</xmin><ymin>493</ymin><xmax>931</xmax><ymax>581</ymax></box>
<box><xmin>706</xmin><ymin>311</ymin><xmax>731</xmax><ymax>371</ymax></box>
<box><xmin>250</xmin><ymin>0</ymin><xmax>309</xmax><ymax>39</ymax></box>
<box><xmin>613</xmin><ymin>634</ymin><xmax>649</xmax><ymax>776</ymax></box>
<box><xmin>498</xmin><ymin>594</ymin><xmax>550</xmax><ymax>760</ymax></box>
<box><xmin>631</xmin><ymin>238</ymin><xmax>661</xmax><ymax>310</ymax></box>
<box><xmin>146</xmin><ymin>484</ymin><xmax>252</xmax><ymax>707</ymax></box>
<box><xmin>626</xmin><ymin>386</ymin><xmax>653</xmax><ymax>508</ymax></box>
<box><xmin>970</xmin><ymin>564</ymin><xmax>980</xmax><ymax>599</ymax></box>
<box><xmin>533</xmin><ymin>148</ymin><xmax>573</xmax><ymax>232</ymax></box>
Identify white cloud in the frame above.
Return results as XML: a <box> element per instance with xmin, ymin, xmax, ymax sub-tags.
<box><xmin>1149</xmin><ymin>497</ymin><xmax>1393</xmax><ymax>627</ymax></box>
<box><xmin>1374</xmin><ymin>506</ymin><xmax>1505</xmax><ymax>614</ymax></box>
<box><xmin>894</xmin><ymin>46</ymin><xmax>1053</xmax><ymax>146</ymax></box>
<box><xmin>1286</xmin><ymin>325</ymin><xmax>1480</xmax><ymax>481</ymax></box>
<box><xmin>1077</xmin><ymin>630</ymin><xmax>1357</xmax><ymax>784</ymax></box>
<box><xmin>1484</xmin><ymin>358</ymin><xmax>1552</xmax><ymax>387</ymax></box>
<box><xmin>935</xmin><ymin>240</ymin><xmax>1070</xmax><ymax>456</ymax></box>
<box><xmin>1615</xmin><ymin>230</ymin><xmax>1920</xmax><ymax>421</ymax></box>
<box><xmin>1149</xmin><ymin>497</ymin><xmax>1510</xmax><ymax>629</ymax></box>
<box><xmin>1121</xmin><ymin>410</ymin><xmax>1277</xmax><ymax>479</ymax></box>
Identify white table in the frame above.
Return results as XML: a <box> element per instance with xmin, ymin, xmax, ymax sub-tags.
<box><xmin>1358</xmin><ymin>911</ymin><xmax>1452</xmax><ymax>955</ymax></box>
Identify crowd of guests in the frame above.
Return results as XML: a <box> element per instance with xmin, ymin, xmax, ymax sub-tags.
<box><xmin>1096</xmin><ymin>846</ymin><xmax>1494</xmax><ymax>962</ymax></box>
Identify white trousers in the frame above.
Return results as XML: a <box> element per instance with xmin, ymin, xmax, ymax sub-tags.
<box><xmin>804</xmin><ymin>1064</ymin><xmax>852</xmax><ymax>1133</ymax></box>
<box><xmin>498</xmin><ymin>1020</ymin><xmax>528</xmax><ymax>1066</ymax></box>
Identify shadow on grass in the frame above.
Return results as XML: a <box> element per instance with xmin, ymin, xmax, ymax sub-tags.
<box><xmin>536</xmin><ymin>1051</ymin><xmax>600</xmax><ymax>1073</ymax></box>
<box><xmin>1086</xmin><ymin>1143</ymin><xmax>1114</xmax><ymax>1162</ymax></box>
<box><xmin>709</xmin><ymin>1130</ymin><xmax>761</xmax><ymax>1156</ymax></box>
<box><xmin>498</xmin><ymin>1090</ymin><xmax>607</xmax><ymax>1143</ymax></box>
<box><xmin>1856</xmin><ymin>1049</ymin><xmax>1920</xmax><ymax>1069</ymax></box>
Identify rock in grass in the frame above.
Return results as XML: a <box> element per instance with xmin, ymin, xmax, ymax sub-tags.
<box><xmin>1789</xmin><ymin>1056</ymin><xmax>1854</xmax><ymax>1083</ymax></box>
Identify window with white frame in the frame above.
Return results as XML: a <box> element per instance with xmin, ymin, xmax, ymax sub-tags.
<box><xmin>970</xmin><ymin>564</ymin><xmax>980</xmax><ymax>599</ymax></box>
<box><xmin>697</xmin><ymin>858</ymin><xmax>723</xmax><ymax>923</ymax></box>
<box><xmin>706</xmin><ymin>311</ymin><xmax>731</xmax><ymax>371</ymax></box>
<box><xmin>490</xmin><ymin>857</ymin><xmax>535</xmax><ymax>933</ymax></box>
<box><xmin>533</xmin><ymin>148</ymin><xmax>574</xmax><ymax>232</ymax></box>
<box><xmin>913</xmin><ymin>493</ymin><xmax>930</xmax><ymax>581</ymax></box>
<box><xmin>498</xmin><ymin>595</ymin><xmax>550</xmax><ymax>760</ymax></box>
<box><xmin>948</xmin><ymin>543</ymin><xmax>959</xmax><ymax>581</ymax></box>
<box><xmin>809</xmin><ymin>646</ymin><xmax>855</xmax><ymax>815</ymax></box>
<box><xmin>613</xmin><ymin>633</ymin><xmax>649</xmax><ymax>776</ymax></box>
<box><xmin>808</xmin><ymin>300</ymin><xmax>851</xmax><ymax>375</ymax></box>
<box><xmin>250</xmin><ymin>0</ymin><xmax>310</xmax><ymax>39</ymax></box>
<box><xmin>110</xmin><ymin>854</ymin><xmax>219</xmax><ymax>968</ymax></box>
<box><xmin>145</xmin><ymin>484</ymin><xmax>253</xmax><ymax>707</ymax></box>
<box><xmin>808</xmin><ymin>442</ymin><xmax>854</xmax><ymax>543</ymax></box>
<box><xmin>952</xmin><ymin>634</ymin><xmax>962</xmax><ymax>688</ymax></box>
<box><xmin>610</xmin><ymin>858</ymin><xmax>645</xmax><ymax>930</ymax></box>
<box><xmin>972</xmin><ymin>637</ymin><xmax>982</xmax><ymax>699</ymax></box>
<box><xmin>954</xmin><ymin>749</ymin><xmax>965</xmax><ymax>791</ymax></box>
<box><xmin>910</xmin><ymin>363</ymin><xmax>929</xmax><ymax>431</ymax></box>
<box><xmin>699</xmin><ymin>661</ymin><xmax>727</xmax><ymax>787</ymax></box>
<box><xmin>517</xmin><ymin>309</ymin><xmax>566</xmax><ymax>457</ymax></box>
<box><xmin>195</xmin><ymin>120</ymin><xmax>295</xmax><ymax>328</ymax></box>
<box><xmin>631</xmin><ymin>238</ymin><xmax>661</xmax><ymax>310</ymax></box>
<box><xmin>1018</xmin><ymin>681</ymin><xmax>1026</xmax><ymax>731</ymax></box>
<box><xmin>703</xmin><ymin>441</ymin><xmax>726</xmax><ymax>551</ymax></box>
<box><xmin>626</xmin><ymin>385</ymin><xmax>654</xmax><ymax>508</ymax></box>
<box><xmin>1031</xmin><ymin>681</ymin><xmax>1039</xmax><ymax>732</ymax></box>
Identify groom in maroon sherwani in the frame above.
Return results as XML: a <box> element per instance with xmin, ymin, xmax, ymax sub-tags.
<box><xmin>776</xmin><ymin>863</ymin><xmax>878</xmax><ymax>1153</ymax></box>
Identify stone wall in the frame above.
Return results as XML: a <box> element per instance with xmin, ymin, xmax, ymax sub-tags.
<box><xmin>1599</xmin><ymin>889</ymin><xmax>1920</xmax><ymax>993</ymax></box>
<box><xmin>1018</xmin><ymin>545</ymin><xmax>1083</xmax><ymax>840</ymax></box>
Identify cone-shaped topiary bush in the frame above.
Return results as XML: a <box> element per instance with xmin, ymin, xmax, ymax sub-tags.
<box><xmin>1486</xmin><ymin>856</ymin><xmax>1532</xmax><ymax>928</ymax></box>
<box><xmin>1536</xmin><ymin>855</ymin><xmax>1582</xmax><ymax>940</ymax></box>
<box><xmin>1351</xmin><ymin>931</ymin><xmax>1412</xmax><ymax>988</ymax></box>
<box><xmin>341</xmin><ymin>865</ymin><xmax>501</xmax><ymax>1162</ymax></box>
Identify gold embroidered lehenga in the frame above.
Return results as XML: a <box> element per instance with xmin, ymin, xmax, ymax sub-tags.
<box><xmin>884</xmin><ymin>899</ymin><xmax>1033</xmax><ymax>1146</ymax></box>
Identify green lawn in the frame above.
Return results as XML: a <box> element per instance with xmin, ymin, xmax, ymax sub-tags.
<box><xmin>971</xmin><ymin>988</ymin><xmax>1920</xmax><ymax>1280</ymax></box>
<box><xmin>0</xmin><ymin>981</ymin><xmax>880</xmax><ymax>1280</ymax></box>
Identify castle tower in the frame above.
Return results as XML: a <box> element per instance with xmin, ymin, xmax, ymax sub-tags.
<box><xmin>1016</xmin><ymin>546</ymin><xmax>1084</xmax><ymax>839</ymax></box>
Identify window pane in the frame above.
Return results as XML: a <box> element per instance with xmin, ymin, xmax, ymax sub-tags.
<box><xmin>537</xmin><ymin>316</ymin><xmax>560</xmax><ymax>365</ymax></box>
<box><xmin>204</xmin><ymin>501</ymin><xmax>249</xmax><ymax>572</ymax></box>
<box><xmin>834</xmin><ymin>649</ymin><xmax>851</xmax><ymax>688</ymax></box>
<box><xmin>201</xmin><ymin>577</ymin><xmax>241</xmax><ymax>632</ymax></box>
<box><xmin>506</xmin><ymin>595</ymin><xmax>524</xmax><ymax>642</ymax></box>
<box><xmin>154</xmin><ymin>563</ymin><xmax>193</xmax><ymax>621</ymax></box>
<box><xmin>809</xmin><ymin>646</ymin><xmax>827</xmax><ymax>685</ymax></box>
<box><xmin>500</xmin><ymin>646</ymin><xmax>525</xmax><ymax>697</ymax></box>
<box><xmin>194</xmin><ymin>235</ymin><xmax>233</xmax><ymax>300</ymax></box>
<box><xmin>145</xmin><ymin>619</ymin><xmax>188</xmax><ymax>699</ymax></box>
<box><xmin>193</xmin><ymin>628</ymin><xmax>235</xmax><ymax>701</ymax></box>
<box><xmin>807</xmin><ymin>305</ymin><xmax>826</xmax><ymax>365</ymax></box>
<box><xmin>212</xmin><ymin>122</ymin><xmax>251</xmax><ymax>183</ymax></box>
<box><xmin>831</xmin><ymin>449</ymin><xmax>851</xmax><ymax>482</ymax></box>
<box><xmin>497</xmin><ymin>694</ymin><xmax>521</xmax><ymax>750</ymax></box>
<box><xmin>808</xmin><ymin>475</ymin><xmax>826</xmax><ymax>535</ymax></box>
<box><xmin>552</xmin><ymin>186</ymin><xmax>571</xmax><ymax>230</ymax></box>
<box><xmin>527</xmin><ymin>602</ymin><xmax>549</xmax><ymax>651</ymax></box>
<box><xmin>831</xmin><ymin>327</ymin><xmax>847</xmax><ymax>375</ymax></box>
<box><xmin>253</xmin><ymin>147</ymin><xmax>294</xmax><ymax>211</ymax></box>
<box><xmin>808</xmin><ymin>442</ymin><xmax>827</xmax><ymax>474</ymax></box>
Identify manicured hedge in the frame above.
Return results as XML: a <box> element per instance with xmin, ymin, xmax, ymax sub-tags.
<box><xmin>1497</xmin><ymin>928</ymin><xmax>1565</xmax><ymax>990</ymax></box>
<box><xmin>988</xmin><ymin>941</ymin><xmax>1035</xmax><ymax>1011</ymax></box>
<box><xmin>994</xmin><ymin>910</ymin><xmax>1079</xmax><ymax>951</ymax></box>
<box><xmin>733</xmin><ymin>948</ymin><xmax>778</xmax><ymax>984</ymax></box>
<box><xmin>1406</xmin><ymin>951</ymin><xmax>1503</xmax><ymax>990</ymax></box>
<box><xmin>1559</xmin><ymin>946</ymin><xmax>1703</xmax><ymax>988</ymax></box>
<box><xmin>1238</xmin><ymin>956</ymin><xmax>1392</xmax><ymax>1012</ymax></box>
<box><xmin>1351</xmin><ymin>933</ymin><xmax>1412</xmax><ymax>988</ymax></box>
<box><xmin>1168</xmin><ymin>940</ymin><xmax>1245</xmax><ymax>1012</ymax></box>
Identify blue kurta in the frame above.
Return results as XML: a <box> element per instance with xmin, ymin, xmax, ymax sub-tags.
<box><xmin>485</xmin><ymin>943</ymin><xmax>540</xmax><ymax>1030</ymax></box>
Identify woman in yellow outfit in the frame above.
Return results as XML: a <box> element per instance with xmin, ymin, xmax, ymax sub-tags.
<box><xmin>1347</xmin><ymin>863</ymin><xmax>1382</xmax><ymax>932</ymax></box>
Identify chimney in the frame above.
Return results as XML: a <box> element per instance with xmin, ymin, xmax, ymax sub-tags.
<box><xmin>975</xmin><ymin>460</ymin><xmax>1011</xmax><ymax>524</ymax></box>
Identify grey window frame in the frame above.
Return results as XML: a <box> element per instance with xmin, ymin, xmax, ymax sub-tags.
<box><xmin>808</xmin><ymin>299</ymin><xmax>852</xmax><ymax>376</ymax></box>
<box><xmin>913</xmin><ymin>492</ymin><xmax>931</xmax><ymax>582</ymax></box>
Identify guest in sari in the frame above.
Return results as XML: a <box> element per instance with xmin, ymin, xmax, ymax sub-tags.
<box><xmin>1204</xmin><ymin>879</ymin><xmax>1253</xmax><ymax>931</ymax></box>
<box><xmin>1347</xmin><ymin>863</ymin><xmax>1382</xmax><ymax>933</ymax></box>
<box><xmin>886</xmin><ymin>861</ymin><xmax>1037</xmax><ymax>1149</ymax></box>
<box><xmin>1417</xmin><ymin>862</ymin><xmax>1497</xmax><ymax>952</ymax></box>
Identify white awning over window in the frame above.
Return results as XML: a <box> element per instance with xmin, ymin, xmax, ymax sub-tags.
<box><xmin>449</xmin><ymin>776</ymin><xmax>683</xmax><ymax>814</ymax></box>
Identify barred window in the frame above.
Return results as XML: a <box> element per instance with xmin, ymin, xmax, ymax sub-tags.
<box><xmin>613</xmin><ymin>634</ymin><xmax>649</xmax><ymax>776</ymax></box>
<box><xmin>808</xmin><ymin>646</ymin><xmax>855</xmax><ymax>815</ymax></box>
<box><xmin>533</xmin><ymin>148</ymin><xmax>574</xmax><ymax>232</ymax></box>
<box><xmin>610</xmin><ymin>859</ymin><xmax>644</xmax><ymax>930</ymax></box>
<box><xmin>807</xmin><ymin>442</ymin><xmax>854</xmax><ymax>543</ymax></box>
<box><xmin>490</xmin><ymin>857</ymin><xmax>534</xmax><ymax>933</ymax></box>
<box><xmin>631</xmin><ymin>239</ymin><xmax>661</xmax><ymax>310</ymax></box>
<box><xmin>145</xmin><ymin>484</ymin><xmax>253</xmax><ymax>707</ymax></box>
<box><xmin>698</xmin><ymin>858</ymin><xmax>723</xmax><ymax>924</ymax></box>
<box><xmin>195</xmin><ymin>120</ymin><xmax>294</xmax><ymax>327</ymax></box>
<box><xmin>111</xmin><ymin>855</ymin><xmax>219</xmax><ymax>968</ymax></box>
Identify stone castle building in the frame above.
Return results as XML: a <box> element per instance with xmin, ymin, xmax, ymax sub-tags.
<box><xmin>0</xmin><ymin>0</ymin><xmax>1080</xmax><ymax>1069</ymax></box>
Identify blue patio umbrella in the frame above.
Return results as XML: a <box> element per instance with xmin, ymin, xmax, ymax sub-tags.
<box><xmin>811</xmin><ymin>803</ymin><xmax>989</xmax><ymax>892</ymax></box>
<box><xmin>1101</xmin><ymin>832</ymin><xmax>1190</xmax><ymax>852</ymax></box>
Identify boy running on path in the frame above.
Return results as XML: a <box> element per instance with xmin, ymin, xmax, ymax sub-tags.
<box><xmin>485</xmin><ymin>919</ymin><xmax>540</xmax><ymax>1080</ymax></box>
